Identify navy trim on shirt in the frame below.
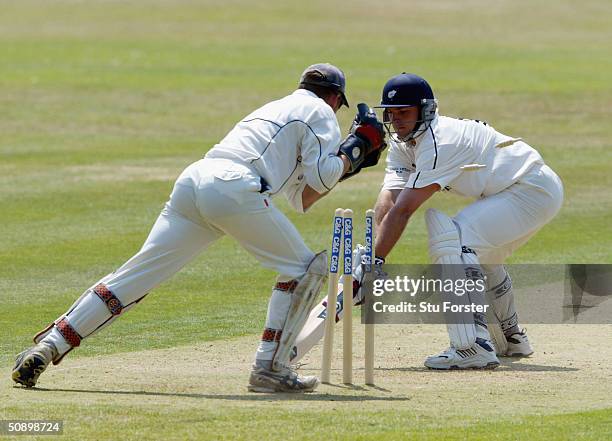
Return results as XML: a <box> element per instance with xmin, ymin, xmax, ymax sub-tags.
<box><xmin>411</xmin><ymin>126</ymin><xmax>438</xmax><ymax>189</ymax></box>
<box><xmin>244</xmin><ymin>118</ymin><xmax>333</xmax><ymax>193</ymax></box>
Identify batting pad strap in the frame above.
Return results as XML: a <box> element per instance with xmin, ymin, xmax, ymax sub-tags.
<box><xmin>93</xmin><ymin>283</ymin><xmax>123</xmax><ymax>316</ymax></box>
<box><xmin>261</xmin><ymin>328</ymin><xmax>283</xmax><ymax>342</ymax></box>
<box><xmin>274</xmin><ymin>280</ymin><xmax>299</xmax><ymax>292</ymax></box>
<box><xmin>56</xmin><ymin>318</ymin><xmax>82</xmax><ymax>348</ymax></box>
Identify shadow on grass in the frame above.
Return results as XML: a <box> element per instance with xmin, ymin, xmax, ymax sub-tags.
<box><xmin>319</xmin><ymin>382</ymin><xmax>392</xmax><ymax>392</ymax></box>
<box><xmin>498</xmin><ymin>358</ymin><xmax>579</xmax><ymax>372</ymax></box>
<box><xmin>20</xmin><ymin>387</ymin><xmax>409</xmax><ymax>402</ymax></box>
<box><xmin>375</xmin><ymin>360</ymin><xmax>578</xmax><ymax>373</ymax></box>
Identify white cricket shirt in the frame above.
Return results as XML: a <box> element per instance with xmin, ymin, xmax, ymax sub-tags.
<box><xmin>205</xmin><ymin>89</ymin><xmax>345</xmax><ymax>211</ymax></box>
<box><xmin>383</xmin><ymin>115</ymin><xmax>544</xmax><ymax>198</ymax></box>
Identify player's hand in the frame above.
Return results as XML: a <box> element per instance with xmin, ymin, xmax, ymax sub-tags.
<box><xmin>338</xmin><ymin>103</ymin><xmax>387</xmax><ymax>174</ymax></box>
<box><xmin>338</xmin><ymin>144</ymin><xmax>386</xmax><ymax>181</ymax></box>
<box><xmin>373</xmin><ymin>255</ymin><xmax>387</xmax><ymax>279</ymax></box>
<box><xmin>351</xmin><ymin>103</ymin><xmax>386</xmax><ymax>150</ymax></box>
<box><xmin>338</xmin><ymin>244</ymin><xmax>367</xmax><ymax>305</ymax></box>
<box><xmin>360</xmin><ymin>147</ymin><xmax>384</xmax><ymax>169</ymax></box>
<box><xmin>352</xmin><ymin>244</ymin><xmax>367</xmax><ymax>283</ymax></box>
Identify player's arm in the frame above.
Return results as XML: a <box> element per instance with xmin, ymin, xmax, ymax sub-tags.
<box><xmin>286</xmin><ymin>109</ymin><xmax>343</xmax><ymax>213</ymax></box>
<box><xmin>373</xmin><ymin>136</ymin><xmax>415</xmax><ymax>225</ymax></box>
<box><xmin>374</xmin><ymin>188</ymin><xmax>401</xmax><ymax>227</ymax></box>
<box><xmin>374</xmin><ymin>183</ymin><xmax>439</xmax><ymax>259</ymax></box>
<box><xmin>301</xmin><ymin>156</ymin><xmax>351</xmax><ymax>211</ymax></box>
<box><xmin>336</xmin><ymin>103</ymin><xmax>386</xmax><ymax>181</ymax></box>
<box><xmin>300</xmin><ymin>104</ymin><xmax>384</xmax><ymax>211</ymax></box>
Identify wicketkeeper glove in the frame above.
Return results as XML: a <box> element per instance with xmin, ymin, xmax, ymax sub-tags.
<box><xmin>339</xmin><ymin>147</ymin><xmax>384</xmax><ymax>181</ymax></box>
<box><xmin>338</xmin><ymin>103</ymin><xmax>386</xmax><ymax>176</ymax></box>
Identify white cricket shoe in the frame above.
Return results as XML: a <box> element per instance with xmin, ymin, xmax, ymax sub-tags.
<box><xmin>425</xmin><ymin>338</ymin><xmax>500</xmax><ymax>370</ymax></box>
<box><xmin>505</xmin><ymin>329</ymin><xmax>534</xmax><ymax>357</ymax></box>
<box><xmin>248</xmin><ymin>362</ymin><xmax>319</xmax><ymax>393</ymax></box>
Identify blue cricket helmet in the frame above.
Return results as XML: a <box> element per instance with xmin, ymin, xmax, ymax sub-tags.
<box><xmin>377</xmin><ymin>73</ymin><xmax>435</xmax><ymax>107</ymax></box>
<box><xmin>375</xmin><ymin>73</ymin><xmax>438</xmax><ymax>141</ymax></box>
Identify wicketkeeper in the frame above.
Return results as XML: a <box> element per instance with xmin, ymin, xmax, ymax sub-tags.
<box><xmin>12</xmin><ymin>63</ymin><xmax>386</xmax><ymax>392</ymax></box>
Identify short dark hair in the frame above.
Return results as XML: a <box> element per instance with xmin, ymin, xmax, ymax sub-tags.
<box><xmin>299</xmin><ymin>71</ymin><xmax>338</xmax><ymax>101</ymax></box>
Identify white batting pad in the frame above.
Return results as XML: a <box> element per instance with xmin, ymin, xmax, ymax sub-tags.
<box><xmin>426</xmin><ymin>209</ymin><xmax>478</xmax><ymax>349</ymax></box>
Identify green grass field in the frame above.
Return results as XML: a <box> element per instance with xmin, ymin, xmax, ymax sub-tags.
<box><xmin>1</xmin><ymin>1</ymin><xmax>611</xmax><ymax>439</ymax></box>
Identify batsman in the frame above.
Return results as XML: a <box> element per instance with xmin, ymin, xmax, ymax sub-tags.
<box><xmin>12</xmin><ymin>63</ymin><xmax>386</xmax><ymax>393</ymax></box>
<box><xmin>372</xmin><ymin>73</ymin><xmax>563</xmax><ymax>369</ymax></box>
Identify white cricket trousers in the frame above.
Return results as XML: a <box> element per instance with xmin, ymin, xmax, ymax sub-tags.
<box><xmin>454</xmin><ymin>163</ymin><xmax>564</xmax><ymax>264</ymax></box>
<box><xmin>42</xmin><ymin>158</ymin><xmax>315</xmax><ymax>361</ymax></box>
<box><xmin>104</xmin><ymin>158</ymin><xmax>315</xmax><ymax>291</ymax></box>
<box><xmin>451</xmin><ymin>163</ymin><xmax>563</xmax><ymax>338</ymax></box>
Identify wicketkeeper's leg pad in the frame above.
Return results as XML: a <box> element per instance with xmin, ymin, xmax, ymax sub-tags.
<box><xmin>272</xmin><ymin>251</ymin><xmax>328</xmax><ymax>371</ymax></box>
<box><xmin>33</xmin><ymin>282</ymin><xmax>146</xmax><ymax>364</ymax></box>
<box><xmin>255</xmin><ymin>285</ymin><xmax>294</xmax><ymax>362</ymax></box>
